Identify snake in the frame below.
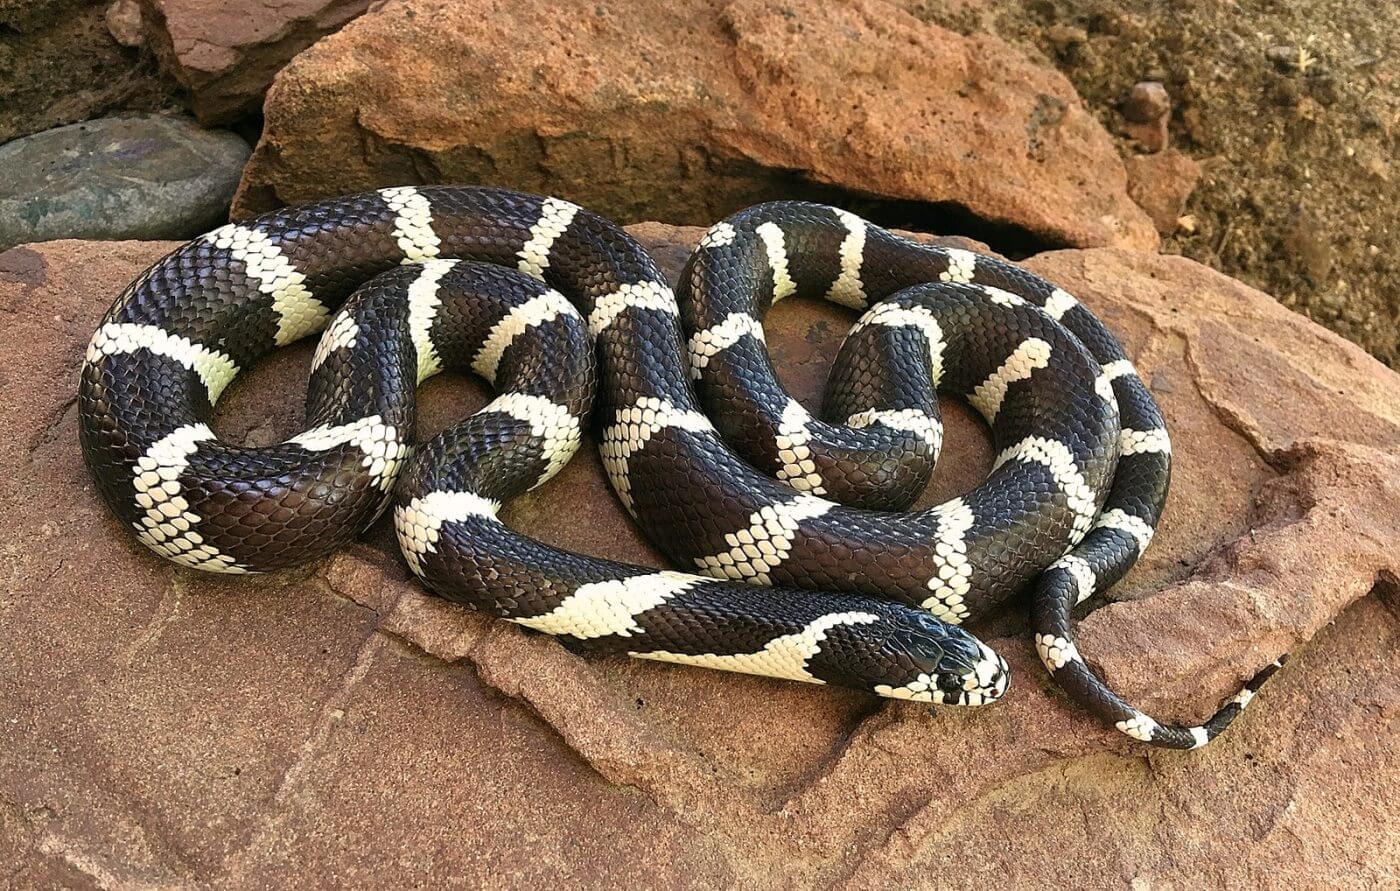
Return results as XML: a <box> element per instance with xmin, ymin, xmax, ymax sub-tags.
<box><xmin>78</xmin><ymin>186</ymin><xmax>1284</xmax><ymax>748</ymax></box>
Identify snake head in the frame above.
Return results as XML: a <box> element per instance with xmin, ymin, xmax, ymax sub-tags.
<box><xmin>873</xmin><ymin>613</ymin><xmax>1009</xmax><ymax>706</ymax></box>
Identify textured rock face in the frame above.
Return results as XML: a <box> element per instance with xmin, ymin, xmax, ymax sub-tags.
<box><xmin>2</xmin><ymin>229</ymin><xmax>1398</xmax><ymax>886</ymax></box>
<box><xmin>231</xmin><ymin>0</ymin><xmax>1158</xmax><ymax>252</ymax></box>
<box><xmin>0</xmin><ymin>114</ymin><xmax>250</xmax><ymax>251</ymax></box>
<box><xmin>1124</xmin><ymin>150</ymin><xmax>1200</xmax><ymax>237</ymax></box>
<box><xmin>140</xmin><ymin>0</ymin><xmax>375</xmax><ymax>124</ymax></box>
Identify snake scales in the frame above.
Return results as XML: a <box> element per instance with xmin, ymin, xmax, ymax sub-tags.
<box><xmin>78</xmin><ymin>186</ymin><xmax>1283</xmax><ymax>748</ymax></box>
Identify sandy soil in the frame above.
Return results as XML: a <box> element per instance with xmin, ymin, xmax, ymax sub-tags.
<box><xmin>905</xmin><ymin>0</ymin><xmax>1400</xmax><ymax>366</ymax></box>
<box><xmin>0</xmin><ymin>0</ymin><xmax>176</xmax><ymax>144</ymax></box>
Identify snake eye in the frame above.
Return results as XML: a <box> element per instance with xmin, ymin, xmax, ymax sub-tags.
<box><xmin>936</xmin><ymin>672</ymin><xmax>964</xmax><ymax>692</ymax></box>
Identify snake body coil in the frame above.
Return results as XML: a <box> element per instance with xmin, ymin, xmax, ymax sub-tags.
<box><xmin>79</xmin><ymin>186</ymin><xmax>1281</xmax><ymax>748</ymax></box>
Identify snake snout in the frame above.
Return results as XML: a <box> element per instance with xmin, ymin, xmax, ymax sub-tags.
<box><xmin>952</xmin><ymin>644</ymin><xmax>1010</xmax><ymax>706</ymax></box>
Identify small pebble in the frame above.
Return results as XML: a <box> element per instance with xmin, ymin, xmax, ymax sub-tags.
<box><xmin>1123</xmin><ymin>82</ymin><xmax>1171</xmax><ymax>124</ymax></box>
<box><xmin>105</xmin><ymin>0</ymin><xmax>144</xmax><ymax>48</ymax></box>
<box><xmin>1283</xmin><ymin>213</ymin><xmax>1333</xmax><ymax>282</ymax></box>
<box><xmin>1181</xmin><ymin>106</ymin><xmax>1208</xmax><ymax>144</ymax></box>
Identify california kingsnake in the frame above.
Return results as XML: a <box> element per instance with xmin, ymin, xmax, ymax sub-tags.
<box><xmin>78</xmin><ymin>186</ymin><xmax>1283</xmax><ymax>748</ymax></box>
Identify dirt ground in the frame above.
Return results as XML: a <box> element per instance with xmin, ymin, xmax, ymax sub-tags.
<box><xmin>4</xmin><ymin>0</ymin><xmax>1397</xmax><ymax>367</ymax></box>
<box><xmin>905</xmin><ymin>0</ymin><xmax>1400</xmax><ymax>366</ymax></box>
<box><xmin>0</xmin><ymin>0</ymin><xmax>176</xmax><ymax>144</ymax></box>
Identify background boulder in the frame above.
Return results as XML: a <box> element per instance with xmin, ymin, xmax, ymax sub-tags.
<box><xmin>231</xmin><ymin>0</ymin><xmax>1159</xmax><ymax>253</ymax></box>
<box><xmin>139</xmin><ymin>0</ymin><xmax>376</xmax><ymax>124</ymax></box>
<box><xmin>0</xmin><ymin>114</ymin><xmax>249</xmax><ymax>250</ymax></box>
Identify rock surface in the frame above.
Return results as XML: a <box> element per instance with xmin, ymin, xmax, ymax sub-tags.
<box><xmin>231</xmin><ymin>0</ymin><xmax>1158</xmax><ymax>253</ymax></box>
<box><xmin>1125</xmin><ymin>150</ymin><xmax>1201</xmax><ymax>236</ymax></box>
<box><xmin>1</xmin><ymin>229</ymin><xmax>1398</xmax><ymax>887</ymax></box>
<box><xmin>139</xmin><ymin>0</ymin><xmax>376</xmax><ymax>124</ymax></box>
<box><xmin>0</xmin><ymin>114</ymin><xmax>250</xmax><ymax>251</ymax></box>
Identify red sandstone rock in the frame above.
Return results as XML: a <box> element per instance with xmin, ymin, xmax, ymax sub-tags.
<box><xmin>1</xmin><ymin>230</ymin><xmax>1396</xmax><ymax>885</ymax></box>
<box><xmin>1125</xmin><ymin>149</ymin><xmax>1202</xmax><ymax>235</ymax></box>
<box><xmin>139</xmin><ymin>0</ymin><xmax>375</xmax><ymax>124</ymax></box>
<box><xmin>231</xmin><ymin>0</ymin><xmax>1158</xmax><ymax>252</ymax></box>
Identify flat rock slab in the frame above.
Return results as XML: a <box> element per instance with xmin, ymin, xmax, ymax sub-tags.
<box><xmin>1</xmin><ymin>228</ymin><xmax>1397</xmax><ymax>886</ymax></box>
<box><xmin>0</xmin><ymin>115</ymin><xmax>249</xmax><ymax>251</ymax></box>
<box><xmin>233</xmin><ymin>0</ymin><xmax>1157</xmax><ymax>252</ymax></box>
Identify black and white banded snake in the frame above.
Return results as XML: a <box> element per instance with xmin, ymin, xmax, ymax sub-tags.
<box><xmin>78</xmin><ymin>186</ymin><xmax>1284</xmax><ymax>749</ymax></box>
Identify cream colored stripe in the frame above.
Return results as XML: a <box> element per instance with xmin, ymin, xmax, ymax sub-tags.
<box><xmin>206</xmin><ymin>224</ymin><xmax>329</xmax><ymax>346</ymax></box>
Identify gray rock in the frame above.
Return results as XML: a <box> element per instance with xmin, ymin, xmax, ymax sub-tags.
<box><xmin>0</xmin><ymin>114</ymin><xmax>249</xmax><ymax>250</ymax></box>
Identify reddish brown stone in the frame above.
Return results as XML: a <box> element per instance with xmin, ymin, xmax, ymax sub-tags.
<box><xmin>1</xmin><ymin>230</ymin><xmax>1397</xmax><ymax>885</ymax></box>
<box><xmin>1125</xmin><ymin>119</ymin><xmax>1170</xmax><ymax>153</ymax></box>
<box><xmin>231</xmin><ymin>0</ymin><xmax>1158</xmax><ymax>252</ymax></box>
<box><xmin>1125</xmin><ymin>149</ymin><xmax>1203</xmax><ymax>235</ymax></box>
<box><xmin>1122</xmin><ymin>81</ymin><xmax>1172</xmax><ymax>153</ymax></box>
<box><xmin>139</xmin><ymin>0</ymin><xmax>374</xmax><ymax>124</ymax></box>
<box><xmin>1123</xmin><ymin>81</ymin><xmax>1171</xmax><ymax>124</ymax></box>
